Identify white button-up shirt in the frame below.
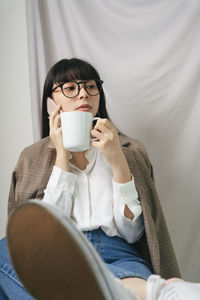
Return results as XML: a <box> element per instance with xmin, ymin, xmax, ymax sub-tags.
<box><xmin>43</xmin><ymin>146</ymin><xmax>144</xmax><ymax>243</ymax></box>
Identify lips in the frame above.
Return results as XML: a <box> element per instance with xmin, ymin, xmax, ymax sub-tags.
<box><xmin>76</xmin><ymin>104</ymin><xmax>91</xmax><ymax>111</ymax></box>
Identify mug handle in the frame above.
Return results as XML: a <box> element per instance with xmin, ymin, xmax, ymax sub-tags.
<box><xmin>91</xmin><ymin>117</ymin><xmax>101</xmax><ymax>141</ymax></box>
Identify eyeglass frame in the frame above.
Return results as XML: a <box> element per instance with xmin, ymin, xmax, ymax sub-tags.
<box><xmin>51</xmin><ymin>79</ymin><xmax>104</xmax><ymax>98</ymax></box>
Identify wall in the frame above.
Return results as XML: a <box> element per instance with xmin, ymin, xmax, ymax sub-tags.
<box><xmin>1</xmin><ymin>0</ymin><xmax>200</xmax><ymax>283</ymax></box>
<box><xmin>0</xmin><ymin>0</ymin><xmax>33</xmax><ymax>238</ymax></box>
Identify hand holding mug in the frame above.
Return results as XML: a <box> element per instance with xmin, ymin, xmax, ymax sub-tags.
<box><xmin>91</xmin><ymin>119</ymin><xmax>132</xmax><ymax>183</ymax></box>
<box><xmin>91</xmin><ymin>119</ymin><xmax>123</xmax><ymax>166</ymax></box>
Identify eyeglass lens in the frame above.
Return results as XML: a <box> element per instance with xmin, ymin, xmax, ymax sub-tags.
<box><xmin>62</xmin><ymin>80</ymin><xmax>102</xmax><ymax>98</ymax></box>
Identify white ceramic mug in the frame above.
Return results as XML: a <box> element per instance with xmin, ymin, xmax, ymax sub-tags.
<box><xmin>61</xmin><ymin>111</ymin><xmax>100</xmax><ymax>151</ymax></box>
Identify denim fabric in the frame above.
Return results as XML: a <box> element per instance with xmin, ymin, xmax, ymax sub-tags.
<box><xmin>0</xmin><ymin>229</ymin><xmax>152</xmax><ymax>299</ymax></box>
<box><xmin>0</xmin><ymin>237</ymin><xmax>35</xmax><ymax>300</ymax></box>
<box><xmin>83</xmin><ymin>228</ymin><xmax>153</xmax><ymax>280</ymax></box>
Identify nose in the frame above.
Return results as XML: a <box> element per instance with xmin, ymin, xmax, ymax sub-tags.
<box><xmin>78</xmin><ymin>84</ymin><xmax>88</xmax><ymax>99</ymax></box>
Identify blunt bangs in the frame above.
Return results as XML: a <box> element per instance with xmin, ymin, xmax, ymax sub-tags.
<box><xmin>51</xmin><ymin>59</ymin><xmax>100</xmax><ymax>86</ymax></box>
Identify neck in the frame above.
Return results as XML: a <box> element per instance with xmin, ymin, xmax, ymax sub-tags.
<box><xmin>71</xmin><ymin>151</ymin><xmax>87</xmax><ymax>162</ymax></box>
<box><xmin>70</xmin><ymin>151</ymin><xmax>88</xmax><ymax>170</ymax></box>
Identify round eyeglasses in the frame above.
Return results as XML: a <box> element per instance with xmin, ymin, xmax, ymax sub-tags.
<box><xmin>52</xmin><ymin>79</ymin><xmax>103</xmax><ymax>98</ymax></box>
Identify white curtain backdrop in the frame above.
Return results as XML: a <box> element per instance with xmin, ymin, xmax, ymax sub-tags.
<box><xmin>26</xmin><ymin>0</ymin><xmax>200</xmax><ymax>281</ymax></box>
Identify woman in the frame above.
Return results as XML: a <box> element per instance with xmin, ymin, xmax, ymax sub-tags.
<box><xmin>1</xmin><ymin>58</ymin><xmax>180</xmax><ymax>299</ymax></box>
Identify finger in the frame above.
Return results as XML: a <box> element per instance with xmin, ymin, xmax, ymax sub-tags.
<box><xmin>96</xmin><ymin>118</ymin><xmax>112</xmax><ymax>129</ymax></box>
<box><xmin>94</xmin><ymin>122</ymin><xmax>108</xmax><ymax>133</ymax></box>
<box><xmin>91</xmin><ymin>128</ymin><xmax>104</xmax><ymax>140</ymax></box>
<box><xmin>50</xmin><ymin>127</ymin><xmax>62</xmax><ymax>141</ymax></box>
<box><xmin>51</xmin><ymin>104</ymin><xmax>61</xmax><ymax>117</ymax></box>
<box><xmin>54</xmin><ymin>114</ymin><xmax>61</xmax><ymax>129</ymax></box>
<box><xmin>50</xmin><ymin>104</ymin><xmax>61</xmax><ymax>119</ymax></box>
<box><xmin>91</xmin><ymin>139</ymin><xmax>101</xmax><ymax>149</ymax></box>
<box><xmin>58</xmin><ymin>127</ymin><xmax>62</xmax><ymax>135</ymax></box>
<box><xmin>91</xmin><ymin>138</ymin><xmax>109</xmax><ymax>150</ymax></box>
<box><xmin>49</xmin><ymin>104</ymin><xmax>61</xmax><ymax>128</ymax></box>
<box><xmin>95</xmin><ymin>119</ymin><xmax>117</xmax><ymax>134</ymax></box>
<box><xmin>94</xmin><ymin>123</ymin><xmax>115</xmax><ymax>139</ymax></box>
<box><xmin>92</xmin><ymin>129</ymin><xmax>113</xmax><ymax>143</ymax></box>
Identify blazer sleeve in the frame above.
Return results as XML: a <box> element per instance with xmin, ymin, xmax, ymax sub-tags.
<box><xmin>7</xmin><ymin>148</ymin><xmax>42</xmax><ymax>215</ymax></box>
<box><xmin>121</xmin><ymin>137</ymin><xmax>181</xmax><ymax>278</ymax></box>
<box><xmin>7</xmin><ymin>137</ymin><xmax>56</xmax><ymax>216</ymax></box>
<box><xmin>8</xmin><ymin>151</ymin><xmax>23</xmax><ymax>215</ymax></box>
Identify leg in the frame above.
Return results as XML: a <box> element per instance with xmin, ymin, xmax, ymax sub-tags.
<box><xmin>0</xmin><ymin>237</ymin><xmax>34</xmax><ymax>300</ymax></box>
<box><xmin>93</xmin><ymin>227</ymin><xmax>152</xmax><ymax>300</ymax></box>
<box><xmin>0</xmin><ymin>287</ymin><xmax>9</xmax><ymax>300</ymax></box>
<box><xmin>121</xmin><ymin>277</ymin><xmax>147</xmax><ymax>300</ymax></box>
<box><xmin>7</xmin><ymin>200</ymin><xmax>139</xmax><ymax>300</ymax></box>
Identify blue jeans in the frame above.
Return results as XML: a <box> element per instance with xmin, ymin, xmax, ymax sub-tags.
<box><xmin>0</xmin><ymin>230</ymin><xmax>152</xmax><ymax>299</ymax></box>
<box><xmin>0</xmin><ymin>237</ymin><xmax>35</xmax><ymax>300</ymax></box>
<box><xmin>83</xmin><ymin>228</ymin><xmax>152</xmax><ymax>280</ymax></box>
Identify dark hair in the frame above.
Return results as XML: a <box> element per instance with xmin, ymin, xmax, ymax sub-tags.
<box><xmin>42</xmin><ymin>58</ymin><xmax>109</xmax><ymax>138</ymax></box>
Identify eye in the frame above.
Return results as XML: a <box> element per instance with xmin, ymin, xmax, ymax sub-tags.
<box><xmin>63</xmin><ymin>83</ymin><xmax>76</xmax><ymax>91</ymax></box>
<box><xmin>86</xmin><ymin>81</ymin><xmax>97</xmax><ymax>89</ymax></box>
<box><xmin>66</xmin><ymin>86</ymin><xmax>75</xmax><ymax>91</ymax></box>
<box><xmin>87</xmin><ymin>84</ymin><xmax>95</xmax><ymax>89</ymax></box>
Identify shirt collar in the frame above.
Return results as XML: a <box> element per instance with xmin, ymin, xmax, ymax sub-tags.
<box><xmin>69</xmin><ymin>146</ymin><xmax>97</xmax><ymax>172</ymax></box>
<box><xmin>47</xmin><ymin>136</ymin><xmax>97</xmax><ymax>172</ymax></box>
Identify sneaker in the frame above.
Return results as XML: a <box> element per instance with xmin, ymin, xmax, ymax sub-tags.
<box><xmin>7</xmin><ymin>200</ymin><xmax>139</xmax><ymax>300</ymax></box>
<box><xmin>159</xmin><ymin>280</ymin><xmax>200</xmax><ymax>300</ymax></box>
<box><xmin>146</xmin><ymin>274</ymin><xmax>200</xmax><ymax>300</ymax></box>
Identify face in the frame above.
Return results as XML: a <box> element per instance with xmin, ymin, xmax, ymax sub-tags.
<box><xmin>51</xmin><ymin>80</ymin><xmax>100</xmax><ymax>116</ymax></box>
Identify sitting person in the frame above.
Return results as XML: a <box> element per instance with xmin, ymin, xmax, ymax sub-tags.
<box><xmin>0</xmin><ymin>58</ymin><xmax>181</xmax><ymax>299</ymax></box>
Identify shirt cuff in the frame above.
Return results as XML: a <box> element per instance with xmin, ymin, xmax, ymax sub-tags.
<box><xmin>46</xmin><ymin>166</ymin><xmax>77</xmax><ymax>193</ymax></box>
<box><xmin>112</xmin><ymin>175</ymin><xmax>142</xmax><ymax>221</ymax></box>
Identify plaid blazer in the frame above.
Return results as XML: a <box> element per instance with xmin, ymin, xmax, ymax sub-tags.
<box><xmin>8</xmin><ymin>135</ymin><xmax>180</xmax><ymax>279</ymax></box>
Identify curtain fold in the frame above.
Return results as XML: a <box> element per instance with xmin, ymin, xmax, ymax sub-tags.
<box><xmin>26</xmin><ymin>0</ymin><xmax>200</xmax><ymax>281</ymax></box>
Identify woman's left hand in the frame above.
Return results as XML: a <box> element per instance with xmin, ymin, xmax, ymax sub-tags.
<box><xmin>91</xmin><ymin>119</ymin><xmax>124</xmax><ymax>167</ymax></box>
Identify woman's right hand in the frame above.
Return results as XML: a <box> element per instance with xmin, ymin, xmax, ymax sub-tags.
<box><xmin>49</xmin><ymin>104</ymin><xmax>70</xmax><ymax>171</ymax></box>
